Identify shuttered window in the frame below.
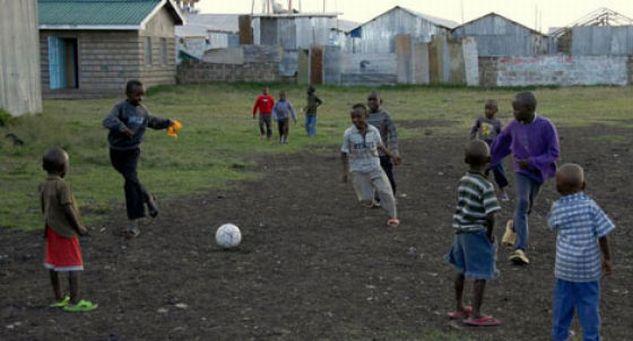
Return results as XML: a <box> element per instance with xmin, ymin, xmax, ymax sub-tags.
<box><xmin>144</xmin><ymin>37</ymin><xmax>152</xmax><ymax>65</ymax></box>
<box><xmin>160</xmin><ymin>38</ymin><xmax>168</xmax><ymax>65</ymax></box>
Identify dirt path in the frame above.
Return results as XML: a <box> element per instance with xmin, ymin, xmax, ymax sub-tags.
<box><xmin>1</xmin><ymin>124</ymin><xmax>631</xmax><ymax>340</ymax></box>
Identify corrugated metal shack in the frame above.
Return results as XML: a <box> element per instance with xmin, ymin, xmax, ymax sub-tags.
<box><xmin>451</xmin><ymin>13</ymin><xmax>549</xmax><ymax>56</ymax></box>
<box><xmin>181</xmin><ymin>14</ymin><xmax>240</xmax><ymax>48</ymax></box>
<box><xmin>568</xmin><ymin>26</ymin><xmax>633</xmax><ymax>55</ymax></box>
<box><xmin>0</xmin><ymin>0</ymin><xmax>42</xmax><ymax>116</ymax></box>
<box><xmin>252</xmin><ymin>13</ymin><xmax>338</xmax><ymax>50</ymax></box>
<box><xmin>347</xmin><ymin>6</ymin><xmax>458</xmax><ymax>53</ymax></box>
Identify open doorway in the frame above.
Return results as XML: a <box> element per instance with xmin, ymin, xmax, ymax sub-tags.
<box><xmin>48</xmin><ymin>37</ymin><xmax>79</xmax><ymax>90</ymax></box>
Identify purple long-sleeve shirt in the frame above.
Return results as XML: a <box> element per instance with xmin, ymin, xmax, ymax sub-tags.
<box><xmin>491</xmin><ymin>114</ymin><xmax>560</xmax><ymax>184</ymax></box>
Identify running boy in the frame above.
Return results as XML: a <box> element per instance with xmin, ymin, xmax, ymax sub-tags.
<box><xmin>367</xmin><ymin>92</ymin><xmax>401</xmax><ymax>194</ymax></box>
<box><xmin>446</xmin><ymin>140</ymin><xmax>501</xmax><ymax>327</ymax></box>
<box><xmin>103</xmin><ymin>80</ymin><xmax>176</xmax><ymax>238</ymax></box>
<box><xmin>491</xmin><ymin>92</ymin><xmax>560</xmax><ymax>265</ymax></box>
<box><xmin>548</xmin><ymin>164</ymin><xmax>614</xmax><ymax>341</ymax></box>
<box><xmin>303</xmin><ymin>85</ymin><xmax>322</xmax><ymax>137</ymax></box>
<box><xmin>341</xmin><ymin>104</ymin><xmax>400</xmax><ymax>228</ymax></box>
<box><xmin>40</xmin><ymin>148</ymin><xmax>97</xmax><ymax>312</ymax></box>
<box><xmin>272</xmin><ymin>91</ymin><xmax>297</xmax><ymax>144</ymax></box>
<box><xmin>470</xmin><ymin>99</ymin><xmax>509</xmax><ymax>201</ymax></box>
<box><xmin>252</xmin><ymin>86</ymin><xmax>275</xmax><ymax>140</ymax></box>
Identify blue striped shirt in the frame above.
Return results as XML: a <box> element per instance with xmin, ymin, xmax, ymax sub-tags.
<box><xmin>548</xmin><ymin>193</ymin><xmax>615</xmax><ymax>282</ymax></box>
<box><xmin>452</xmin><ymin>171</ymin><xmax>501</xmax><ymax>232</ymax></box>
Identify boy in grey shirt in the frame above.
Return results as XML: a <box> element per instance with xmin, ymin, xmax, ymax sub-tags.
<box><xmin>367</xmin><ymin>92</ymin><xmax>401</xmax><ymax>194</ymax></box>
<box><xmin>341</xmin><ymin>104</ymin><xmax>400</xmax><ymax>228</ymax></box>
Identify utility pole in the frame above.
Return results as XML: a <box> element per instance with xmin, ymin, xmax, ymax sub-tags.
<box><xmin>323</xmin><ymin>0</ymin><xmax>326</xmax><ymax>13</ymax></box>
<box><xmin>460</xmin><ymin>0</ymin><xmax>464</xmax><ymax>24</ymax></box>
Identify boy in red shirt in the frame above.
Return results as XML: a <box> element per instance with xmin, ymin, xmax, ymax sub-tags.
<box><xmin>252</xmin><ymin>87</ymin><xmax>275</xmax><ymax>140</ymax></box>
<box><xmin>40</xmin><ymin>148</ymin><xmax>97</xmax><ymax>312</ymax></box>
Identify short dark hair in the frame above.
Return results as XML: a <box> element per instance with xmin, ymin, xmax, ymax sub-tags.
<box><xmin>307</xmin><ymin>85</ymin><xmax>315</xmax><ymax>93</ymax></box>
<box><xmin>42</xmin><ymin>147</ymin><xmax>67</xmax><ymax>174</ymax></box>
<box><xmin>352</xmin><ymin>103</ymin><xmax>367</xmax><ymax>113</ymax></box>
<box><xmin>126</xmin><ymin>79</ymin><xmax>143</xmax><ymax>95</ymax></box>
<box><xmin>515</xmin><ymin>92</ymin><xmax>537</xmax><ymax>111</ymax></box>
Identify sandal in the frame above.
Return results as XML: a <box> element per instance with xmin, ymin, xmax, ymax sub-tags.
<box><xmin>63</xmin><ymin>299</ymin><xmax>98</xmax><ymax>313</ymax></box>
<box><xmin>447</xmin><ymin>305</ymin><xmax>472</xmax><ymax>320</ymax></box>
<box><xmin>125</xmin><ymin>226</ymin><xmax>141</xmax><ymax>239</ymax></box>
<box><xmin>49</xmin><ymin>296</ymin><xmax>70</xmax><ymax>308</ymax></box>
<box><xmin>463</xmin><ymin>315</ymin><xmax>501</xmax><ymax>326</ymax></box>
<box><xmin>386</xmin><ymin>218</ymin><xmax>400</xmax><ymax>228</ymax></box>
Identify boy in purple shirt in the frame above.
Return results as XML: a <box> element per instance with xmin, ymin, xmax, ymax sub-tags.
<box><xmin>490</xmin><ymin>92</ymin><xmax>560</xmax><ymax>265</ymax></box>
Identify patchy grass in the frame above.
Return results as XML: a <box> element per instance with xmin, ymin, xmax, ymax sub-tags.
<box><xmin>1</xmin><ymin>84</ymin><xmax>631</xmax><ymax>229</ymax></box>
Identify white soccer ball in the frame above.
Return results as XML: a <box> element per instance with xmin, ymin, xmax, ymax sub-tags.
<box><xmin>215</xmin><ymin>223</ymin><xmax>242</xmax><ymax>249</ymax></box>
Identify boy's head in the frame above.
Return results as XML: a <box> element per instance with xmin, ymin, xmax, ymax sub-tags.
<box><xmin>350</xmin><ymin>103</ymin><xmax>368</xmax><ymax>129</ymax></box>
<box><xmin>512</xmin><ymin>92</ymin><xmax>537</xmax><ymax>123</ymax></box>
<box><xmin>556</xmin><ymin>163</ymin><xmax>585</xmax><ymax>196</ymax></box>
<box><xmin>263</xmin><ymin>87</ymin><xmax>269</xmax><ymax>95</ymax></box>
<box><xmin>42</xmin><ymin>147</ymin><xmax>69</xmax><ymax>177</ymax></box>
<box><xmin>126</xmin><ymin>80</ymin><xmax>144</xmax><ymax>106</ymax></box>
<box><xmin>367</xmin><ymin>91</ymin><xmax>382</xmax><ymax>112</ymax></box>
<box><xmin>278</xmin><ymin>91</ymin><xmax>286</xmax><ymax>100</ymax></box>
<box><xmin>307</xmin><ymin>85</ymin><xmax>315</xmax><ymax>94</ymax></box>
<box><xmin>484</xmin><ymin>99</ymin><xmax>498</xmax><ymax>119</ymax></box>
<box><xmin>464</xmin><ymin>140</ymin><xmax>490</xmax><ymax>169</ymax></box>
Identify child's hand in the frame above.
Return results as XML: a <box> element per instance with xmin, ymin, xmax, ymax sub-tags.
<box><xmin>122</xmin><ymin>127</ymin><xmax>134</xmax><ymax>139</ymax></box>
<box><xmin>392</xmin><ymin>155</ymin><xmax>402</xmax><ymax>166</ymax></box>
<box><xmin>77</xmin><ymin>225</ymin><xmax>89</xmax><ymax>236</ymax></box>
<box><xmin>518</xmin><ymin>159</ymin><xmax>529</xmax><ymax>169</ymax></box>
<box><xmin>602</xmin><ymin>258</ymin><xmax>613</xmax><ymax>277</ymax></box>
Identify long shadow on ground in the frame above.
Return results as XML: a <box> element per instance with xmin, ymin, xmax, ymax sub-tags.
<box><xmin>1</xmin><ymin>123</ymin><xmax>632</xmax><ymax>340</ymax></box>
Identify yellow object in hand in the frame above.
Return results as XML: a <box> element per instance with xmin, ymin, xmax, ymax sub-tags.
<box><xmin>167</xmin><ymin>120</ymin><xmax>182</xmax><ymax>138</ymax></box>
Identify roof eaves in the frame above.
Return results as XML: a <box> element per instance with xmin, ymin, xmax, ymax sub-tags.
<box><xmin>452</xmin><ymin>12</ymin><xmax>548</xmax><ymax>37</ymax></box>
<box><xmin>140</xmin><ymin>0</ymin><xmax>185</xmax><ymax>29</ymax></box>
<box><xmin>39</xmin><ymin>24</ymin><xmax>141</xmax><ymax>30</ymax></box>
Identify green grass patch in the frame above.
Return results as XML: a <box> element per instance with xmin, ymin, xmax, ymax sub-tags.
<box><xmin>1</xmin><ymin>84</ymin><xmax>631</xmax><ymax>229</ymax></box>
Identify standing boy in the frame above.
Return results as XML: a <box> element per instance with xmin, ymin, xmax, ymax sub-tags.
<box><xmin>366</xmin><ymin>92</ymin><xmax>401</xmax><ymax>194</ymax></box>
<box><xmin>470</xmin><ymin>99</ymin><xmax>509</xmax><ymax>201</ymax></box>
<box><xmin>303</xmin><ymin>85</ymin><xmax>322</xmax><ymax>137</ymax></box>
<box><xmin>446</xmin><ymin>140</ymin><xmax>501</xmax><ymax>326</ymax></box>
<box><xmin>252</xmin><ymin>86</ymin><xmax>275</xmax><ymax>140</ymax></box>
<box><xmin>40</xmin><ymin>148</ymin><xmax>97</xmax><ymax>312</ymax></box>
<box><xmin>103</xmin><ymin>80</ymin><xmax>176</xmax><ymax>238</ymax></box>
<box><xmin>272</xmin><ymin>91</ymin><xmax>297</xmax><ymax>144</ymax></box>
<box><xmin>548</xmin><ymin>164</ymin><xmax>614</xmax><ymax>341</ymax></box>
<box><xmin>491</xmin><ymin>92</ymin><xmax>560</xmax><ymax>265</ymax></box>
<box><xmin>341</xmin><ymin>104</ymin><xmax>400</xmax><ymax>228</ymax></box>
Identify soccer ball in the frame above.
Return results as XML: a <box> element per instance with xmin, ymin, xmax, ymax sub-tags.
<box><xmin>215</xmin><ymin>223</ymin><xmax>242</xmax><ymax>249</ymax></box>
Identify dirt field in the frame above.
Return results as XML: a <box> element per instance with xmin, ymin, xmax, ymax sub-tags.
<box><xmin>1</xmin><ymin>122</ymin><xmax>631</xmax><ymax>340</ymax></box>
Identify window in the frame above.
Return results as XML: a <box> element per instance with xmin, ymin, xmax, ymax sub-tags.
<box><xmin>160</xmin><ymin>38</ymin><xmax>168</xmax><ymax>65</ymax></box>
<box><xmin>144</xmin><ymin>37</ymin><xmax>152</xmax><ymax>65</ymax></box>
<box><xmin>48</xmin><ymin>36</ymin><xmax>79</xmax><ymax>89</ymax></box>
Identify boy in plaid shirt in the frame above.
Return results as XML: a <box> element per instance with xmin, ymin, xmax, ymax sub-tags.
<box><xmin>548</xmin><ymin>163</ymin><xmax>614</xmax><ymax>341</ymax></box>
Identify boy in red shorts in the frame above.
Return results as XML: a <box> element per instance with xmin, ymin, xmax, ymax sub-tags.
<box><xmin>40</xmin><ymin>147</ymin><xmax>97</xmax><ymax>312</ymax></box>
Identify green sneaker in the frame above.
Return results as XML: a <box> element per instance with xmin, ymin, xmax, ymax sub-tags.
<box><xmin>63</xmin><ymin>299</ymin><xmax>98</xmax><ymax>312</ymax></box>
<box><xmin>49</xmin><ymin>296</ymin><xmax>70</xmax><ymax>308</ymax></box>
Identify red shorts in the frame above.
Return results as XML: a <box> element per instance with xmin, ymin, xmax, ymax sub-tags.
<box><xmin>43</xmin><ymin>226</ymin><xmax>84</xmax><ymax>272</ymax></box>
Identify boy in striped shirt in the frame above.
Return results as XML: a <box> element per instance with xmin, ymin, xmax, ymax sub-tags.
<box><xmin>548</xmin><ymin>164</ymin><xmax>614</xmax><ymax>341</ymax></box>
<box><xmin>446</xmin><ymin>140</ymin><xmax>502</xmax><ymax>326</ymax></box>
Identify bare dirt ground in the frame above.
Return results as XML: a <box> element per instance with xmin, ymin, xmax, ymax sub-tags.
<box><xmin>1</xmin><ymin>123</ymin><xmax>631</xmax><ymax>340</ymax></box>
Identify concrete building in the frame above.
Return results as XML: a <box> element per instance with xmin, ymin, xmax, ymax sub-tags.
<box><xmin>347</xmin><ymin>6</ymin><xmax>458</xmax><ymax>53</ymax></box>
<box><xmin>451</xmin><ymin>13</ymin><xmax>549</xmax><ymax>56</ymax></box>
<box><xmin>38</xmin><ymin>0</ymin><xmax>184</xmax><ymax>98</ymax></box>
<box><xmin>0</xmin><ymin>0</ymin><xmax>42</xmax><ymax>116</ymax></box>
<box><xmin>252</xmin><ymin>12</ymin><xmax>340</xmax><ymax>50</ymax></box>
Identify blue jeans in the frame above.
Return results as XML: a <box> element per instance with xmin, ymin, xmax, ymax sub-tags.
<box><xmin>445</xmin><ymin>230</ymin><xmax>498</xmax><ymax>280</ymax></box>
<box><xmin>552</xmin><ymin>279</ymin><xmax>600</xmax><ymax>341</ymax></box>
<box><xmin>305</xmin><ymin>115</ymin><xmax>317</xmax><ymax>137</ymax></box>
<box><xmin>514</xmin><ymin>173</ymin><xmax>542</xmax><ymax>250</ymax></box>
<box><xmin>491</xmin><ymin>163</ymin><xmax>509</xmax><ymax>189</ymax></box>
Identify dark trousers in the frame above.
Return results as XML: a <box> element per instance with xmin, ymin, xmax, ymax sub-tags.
<box><xmin>277</xmin><ymin>118</ymin><xmax>289</xmax><ymax>140</ymax></box>
<box><xmin>380</xmin><ymin>155</ymin><xmax>396</xmax><ymax>194</ymax></box>
<box><xmin>110</xmin><ymin>148</ymin><xmax>149</xmax><ymax>220</ymax></box>
<box><xmin>491</xmin><ymin>163</ymin><xmax>509</xmax><ymax>188</ymax></box>
<box><xmin>259</xmin><ymin>114</ymin><xmax>272</xmax><ymax>138</ymax></box>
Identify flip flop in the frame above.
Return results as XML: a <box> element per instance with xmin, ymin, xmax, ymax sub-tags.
<box><xmin>447</xmin><ymin>305</ymin><xmax>472</xmax><ymax>319</ymax></box>
<box><xmin>386</xmin><ymin>218</ymin><xmax>400</xmax><ymax>228</ymax></box>
<box><xmin>49</xmin><ymin>296</ymin><xmax>70</xmax><ymax>308</ymax></box>
<box><xmin>63</xmin><ymin>299</ymin><xmax>98</xmax><ymax>313</ymax></box>
<box><xmin>463</xmin><ymin>315</ymin><xmax>501</xmax><ymax>326</ymax></box>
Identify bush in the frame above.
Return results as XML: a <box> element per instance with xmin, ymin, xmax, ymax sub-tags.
<box><xmin>0</xmin><ymin>108</ymin><xmax>12</xmax><ymax>126</ymax></box>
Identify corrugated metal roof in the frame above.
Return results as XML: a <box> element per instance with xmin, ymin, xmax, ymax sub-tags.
<box><xmin>352</xmin><ymin>6</ymin><xmax>459</xmax><ymax>32</ymax></box>
<box><xmin>38</xmin><ymin>0</ymin><xmax>183</xmax><ymax>28</ymax></box>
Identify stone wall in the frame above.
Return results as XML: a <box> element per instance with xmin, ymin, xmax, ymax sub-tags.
<box><xmin>479</xmin><ymin>55</ymin><xmax>631</xmax><ymax>87</ymax></box>
<box><xmin>177</xmin><ymin>45</ymin><xmax>293</xmax><ymax>84</ymax></box>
